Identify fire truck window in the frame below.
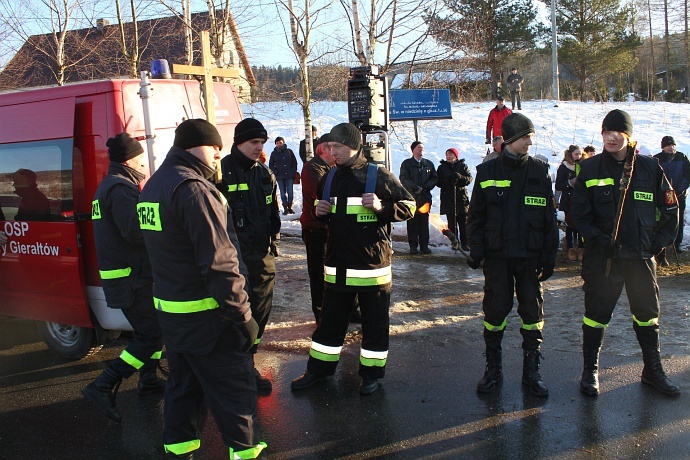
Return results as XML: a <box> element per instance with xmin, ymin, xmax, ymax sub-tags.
<box><xmin>0</xmin><ymin>139</ymin><xmax>73</xmax><ymax>221</ymax></box>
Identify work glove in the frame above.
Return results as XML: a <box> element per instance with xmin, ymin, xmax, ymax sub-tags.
<box><xmin>236</xmin><ymin>317</ymin><xmax>259</xmax><ymax>352</ymax></box>
<box><xmin>270</xmin><ymin>240</ymin><xmax>280</xmax><ymax>257</ymax></box>
<box><xmin>485</xmin><ymin>139</ymin><xmax>491</xmax><ymax>145</ymax></box>
<box><xmin>467</xmin><ymin>248</ymin><xmax>483</xmax><ymax>269</ymax></box>
<box><xmin>649</xmin><ymin>240</ymin><xmax>665</xmax><ymax>257</ymax></box>
<box><xmin>536</xmin><ymin>262</ymin><xmax>555</xmax><ymax>282</ymax></box>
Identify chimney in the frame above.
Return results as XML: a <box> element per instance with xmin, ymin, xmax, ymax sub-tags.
<box><xmin>96</xmin><ymin>18</ymin><xmax>110</xmax><ymax>29</ymax></box>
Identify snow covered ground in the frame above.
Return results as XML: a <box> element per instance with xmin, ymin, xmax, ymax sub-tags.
<box><xmin>242</xmin><ymin>99</ymin><xmax>690</xmax><ymax>249</ymax></box>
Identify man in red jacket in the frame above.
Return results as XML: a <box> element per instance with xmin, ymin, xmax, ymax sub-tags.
<box><xmin>485</xmin><ymin>97</ymin><xmax>513</xmax><ymax>145</ymax></box>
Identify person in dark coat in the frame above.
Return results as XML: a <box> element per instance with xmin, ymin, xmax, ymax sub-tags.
<box><xmin>399</xmin><ymin>141</ymin><xmax>438</xmax><ymax>254</ymax></box>
<box><xmin>220</xmin><ymin>118</ymin><xmax>281</xmax><ymax>395</ymax></box>
<box><xmin>506</xmin><ymin>68</ymin><xmax>524</xmax><ymax>110</ymax></box>
<box><xmin>572</xmin><ymin>110</ymin><xmax>680</xmax><ymax>398</ymax></box>
<box><xmin>437</xmin><ymin>148</ymin><xmax>472</xmax><ymax>250</ymax></box>
<box><xmin>138</xmin><ymin>119</ymin><xmax>265</xmax><ymax>459</ymax></box>
<box><xmin>269</xmin><ymin>136</ymin><xmax>298</xmax><ymax>214</ymax></box>
<box><xmin>5</xmin><ymin>168</ymin><xmax>51</xmax><ymax>221</ymax></box>
<box><xmin>299</xmin><ymin>125</ymin><xmax>318</xmax><ymax>164</ymax></box>
<box><xmin>653</xmin><ymin>135</ymin><xmax>689</xmax><ymax>263</ymax></box>
<box><xmin>290</xmin><ymin>123</ymin><xmax>415</xmax><ymax>396</ymax></box>
<box><xmin>555</xmin><ymin>145</ymin><xmax>584</xmax><ymax>261</ymax></box>
<box><xmin>82</xmin><ymin>132</ymin><xmax>166</xmax><ymax>424</ymax></box>
<box><xmin>467</xmin><ymin>113</ymin><xmax>558</xmax><ymax>398</ymax></box>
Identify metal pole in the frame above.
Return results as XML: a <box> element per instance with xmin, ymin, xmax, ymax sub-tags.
<box><xmin>139</xmin><ymin>71</ymin><xmax>157</xmax><ymax>175</ymax></box>
<box><xmin>551</xmin><ymin>0</ymin><xmax>560</xmax><ymax>102</ymax></box>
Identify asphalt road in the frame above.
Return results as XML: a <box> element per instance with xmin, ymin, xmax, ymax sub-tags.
<box><xmin>0</xmin><ymin>235</ymin><xmax>688</xmax><ymax>459</ymax></box>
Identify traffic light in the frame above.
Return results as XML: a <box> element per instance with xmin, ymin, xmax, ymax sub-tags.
<box><xmin>347</xmin><ymin>66</ymin><xmax>389</xmax><ymax>131</ymax></box>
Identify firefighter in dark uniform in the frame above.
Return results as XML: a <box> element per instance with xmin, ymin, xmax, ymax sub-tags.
<box><xmin>138</xmin><ymin>119</ymin><xmax>265</xmax><ymax>459</ymax></box>
<box><xmin>290</xmin><ymin>122</ymin><xmax>416</xmax><ymax>395</ymax></box>
<box><xmin>82</xmin><ymin>132</ymin><xmax>165</xmax><ymax>424</ymax></box>
<box><xmin>219</xmin><ymin>118</ymin><xmax>280</xmax><ymax>395</ymax></box>
<box><xmin>467</xmin><ymin>113</ymin><xmax>558</xmax><ymax>398</ymax></box>
<box><xmin>572</xmin><ymin>109</ymin><xmax>680</xmax><ymax>397</ymax></box>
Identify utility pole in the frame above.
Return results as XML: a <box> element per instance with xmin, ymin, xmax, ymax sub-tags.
<box><xmin>551</xmin><ymin>0</ymin><xmax>560</xmax><ymax>103</ymax></box>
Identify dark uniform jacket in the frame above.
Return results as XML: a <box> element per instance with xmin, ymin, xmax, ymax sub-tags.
<box><xmin>654</xmin><ymin>150</ymin><xmax>690</xmax><ymax>198</ymax></box>
<box><xmin>220</xmin><ymin>147</ymin><xmax>281</xmax><ymax>264</ymax></box>
<box><xmin>399</xmin><ymin>157</ymin><xmax>438</xmax><ymax>207</ymax></box>
<box><xmin>300</xmin><ymin>154</ymin><xmax>331</xmax><ymax>232</ymax></box>
<box><xmin>92</xmin><ymin>162</ymin><xmax>150</xmax><ymax>308</ymax></box>
<box><xmin>437</xmin><ymin>159</ymin><xmax>472</xmax><ymax>215</ymax></box>
<box><xmin>138</xmin><ymin>147</ymin><xmax>251</xmax><ymax>354</ymax></box>
<box><xmin>572</xmin><ymin>146</ymin><xmax>679</xmax><ymax>259</ymax></box>
<box><xmin>299</xmin><ymin>137</ymin><xmax>319</xmax><ymax>164</ymax></box>
<box><xmin>468</xmin><ymin>153</ymin><xmax>558</xmax><ymax>264</ymax></box>
<box><xmin>316</xmin><ymin>155</ymin><xmax>415</xmax><ymax>292</ymax></box>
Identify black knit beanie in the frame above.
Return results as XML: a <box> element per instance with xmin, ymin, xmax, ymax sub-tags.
<box><xmin>174</xmin><ymin>119</ymin><xmax>223</xmax><ymax>150</ymax></box>
<box><xmin>107</xmin><ymin>132</ymin><xmax>144</xmax><ymax>163</ymax></box>
<box><xmin>661</xmin><ymin>135</ymin><xmax>675</xmax><ymax>148</ymax></box>
<box><xmin>234</xmin><ymin>118</ymin><xmax>268</xmax><ymax>146</ymax></box>
<box><xmin>601</xmin><ymin>109</ymin><xmax>633</xmax><ymax>137</ymax></box>
<box><xmin>410</xmin><ymin>141</ymin><xmax>423</xmax><ymax>152</ymax></box>
<box><xmin>317</xmin><ymin>132</ymin><xmax>331</xmax><ymax>147</ymax></box>
<box><xmin>501</xmin><ymin>113</ymin><xmax>535</xmax><ymax>144</ymax></box>
<box><xmin>330</xmin><ymin>123</ymin><xmax>362</xmax><ymax>150</ymax></box>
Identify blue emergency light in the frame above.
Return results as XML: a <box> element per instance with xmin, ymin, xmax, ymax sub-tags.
<box><xmin>151</xmin><ymin>59</ymin><xmax>171</xmax><ymax>79</ymax></box>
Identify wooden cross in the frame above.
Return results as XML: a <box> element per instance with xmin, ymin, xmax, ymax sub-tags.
<box><xmin>171</xmin><ymin>30</ymin><xmax>239</xmax><ymax>125</ymax></box>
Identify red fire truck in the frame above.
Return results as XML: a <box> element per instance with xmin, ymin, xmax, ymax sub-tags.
<box><xmin>0</xmin><ymin>77</ymin><xmax>243</xmax><ymax>359</ymax></box>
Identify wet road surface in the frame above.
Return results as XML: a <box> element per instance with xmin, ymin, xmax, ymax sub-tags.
<box><xmin>1</xmin><ymin>236</ymin><xmax>689</xmax><ymax>459</ymax></box>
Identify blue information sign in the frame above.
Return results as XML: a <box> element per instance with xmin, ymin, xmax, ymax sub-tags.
<box><xmin>389</xmin><ymin>89</ymin><xmax>452</xmax><ymax>121</ymax></box>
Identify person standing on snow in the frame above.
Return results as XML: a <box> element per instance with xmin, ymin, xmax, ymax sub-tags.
<box><xmin>290</xmin><ymin>123</ymin><xmax>415</xmax><ymax>396</ymax></box>
<box><xmin>467</xmin><ymin>112</ymin><xmax>558</xmax><ymax>398</ymax></box>
<box><xmin>268</xmin><ymin>136</ymin><xmax>298</xmax><ymax>215</ymax></box>
<box><xmin>399</xmin><ymin>141</ymin><xmax>438</xmax><ymax>254</ymax></box>
<box><xmin>506</xmin><ymin>67</ymin><xmax>524</xmax><ymax>110</ymax></box>
<box><xmin>82</xmin><ymin>132</ymin><xmax>166</xmax><ymax>424</ymax></box>
<box><xmin>485</xmin><ymin>97</ymin><xmax>512</xmax><ymax>145</ymax></box>
<box><xmin>437</xmin><ymin>148</ymin><xmax>472</xmax><ymax>251</ymax></box>
<box><xmin>572</xmin><ymin>109</ymin><xmax>680</xmax><ymax>398</ymax></box>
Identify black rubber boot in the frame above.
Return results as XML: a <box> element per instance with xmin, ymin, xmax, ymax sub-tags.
<box><xmin>580</xmin><ymin>324</ymin><xmax>605</xmax><ymax>397</ymax></box>
<box><xmin>81</xmin><ymin>366</ymin><xmax>124</xmax><ymax>423</ymax></box>
<box><xmin>522</xmin><ymin>350</ymin><xmax>548</xmax><ymax>397</ymax></box>
<box><xmin>282</xmin><ymin>204</ymin><xmax>289</xmax><ymax>215</ymax></box>
<box><xmin>138</xmin><ymin>362</ymin><xmax>166</xmax><ymax>395</ymax></box>
<box><xmin>476</xmin><ymin>329</ymin><xmax>503</xmax><ymax>394</ymax></box>
<box><xmin>287</xmin><ymin>203</ymin><xmax>294</xmax><ymax>214</ymax></box>
<box><xmin>634</xmin><ymin>324</ymin><xmax>680</xmax><ymax>396</ymax></box>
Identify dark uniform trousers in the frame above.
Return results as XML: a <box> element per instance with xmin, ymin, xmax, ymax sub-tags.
<box><xmin>407</xmin><ymin>211</ymin><xmax>430</xmax><ymax>249</ymax></box>
<box><xmin>482</xmin><ymin>257</ymin><xmax>544</xmax><ymax>350</ymax></box>
<box><xmin>582</xmin><ymin>256</ymin><xmax>660</xmax><ymax>326</ymax></box>
<box><xmin>163</xmin><ymin>324</ymin><xmax>257</xmax><ymax>453</ymax></box>
<box><xmin>245</xmin><ymin>251</ymin><xmax>276</xmax><ymax>353</ymax></box>
<box><xmin>110</xmin><ymin>284</ymin><xmax>164</xmax><ymax>377</ymax></box>
<box><xmin>302</xmin><ymin>228</ymin><xmax>328</xmax><ymax>321</ymax></box>
<box><xmin>307</xmin><ymin>288</ymin><xmax>390</xmax><ymax>379</ymax></box>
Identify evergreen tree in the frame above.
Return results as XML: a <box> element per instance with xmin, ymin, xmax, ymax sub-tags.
<box><xmin>426</xmin><ymin>0</ymin><xmax>545</xmax><ymax>99</ymax></box>
<box><xmin>545</xmin><ymin>0</ymin><xmax>640</xmax><ymax>101</ymax></box>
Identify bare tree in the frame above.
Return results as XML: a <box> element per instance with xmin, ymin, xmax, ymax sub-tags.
<box><xmin>340</xmin><ymin>0</ymin><xmax>442</xmax><ymax>73</ymax></box>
